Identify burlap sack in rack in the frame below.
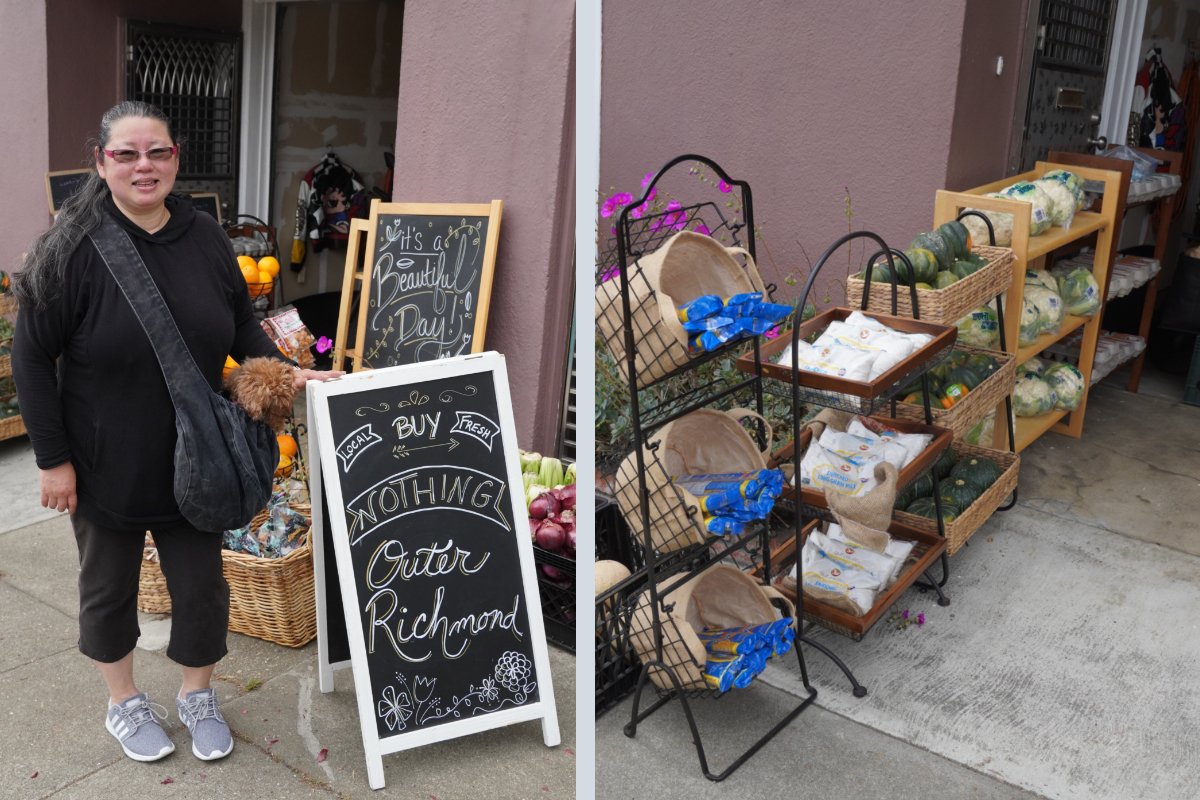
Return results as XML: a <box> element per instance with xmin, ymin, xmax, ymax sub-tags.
<box><xmin>595</xmin><ymin>229</ymin><xmax>766</xmax><ymax>384</ymax></box>
<box><xmin>825</xmin><ymin>462</ymin><xmax>900</xmax><ymax>531</ymax></box>
<box><xmin>615</xmin><ymin>408</ymin><xmax>771</xmax><ymax>554</ymax></box>
<box><xmin>629</xmin><ymin>564</ymin><xmax>793</xmax><ymax>690</ymax></box>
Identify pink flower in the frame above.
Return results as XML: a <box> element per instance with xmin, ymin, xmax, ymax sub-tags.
<box><xmin>651</xmin><ymin>200</ymin><xmax>688</xmax><ymax>233</ymax></box>
<box><xmin>315</xmin><ymin>336</ymin><xmax>333</xmax><ymax>354</ymax></box>
<box><xmin>600</xmin><ymin>192</ymin><xmax>634</xmax><ymax>219</ymax></box>
<box><xmin>901</xmin><ymin>609</ymin><xmax>910</xmax><ymax>620</ymax></box>
<box><xmin>641</xmin><ymin>172</ymin><xmax>655</xmax><ymax>188</ymax></box>
<box><xmin>917</xmin><ymin>612</ymin><xmax>926</xmax><ymax>626</ymax></box>
<box><xmin>718</xmin><ymin>180</ymin><xmax>733</xmax><ymax>193</ymax></box>
<box><xmin>692</xmin><ymin>222</ymin><xmax>711</xmax><ymax>235</ymax></box>
<box><xmin>764</xmin><ymin>325</ymin><xmax>779</xmax><ymax>339</ymax></box>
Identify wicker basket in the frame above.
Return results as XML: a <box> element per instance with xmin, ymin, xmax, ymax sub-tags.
<box><xmin>890</xmin><ymin>346</ymin><xmax>1017</xmax><ymax>439</ymax></box>
<box><xmin>137</xmin><ymin>504</ymin><xmax>316</xmax><ymax>648</ymax></box>
<box><xmin>595</xmin><ymin>229</ymin><xmax>765</xmax><ymax>387</ymax></box>
<box><xmin>0</xmin><ymin>414</ymin><xmax>25</xmax><ymax>439</ymax></box>
<box><xmin>846</xmin><ymin>245</ymin><xmax>1016</xmax><ymax>325</ymax></box>
<box><xmin>892</xmin><ymin>441</ymin><xmax>1019</xmax><ymax>556</ymax></box>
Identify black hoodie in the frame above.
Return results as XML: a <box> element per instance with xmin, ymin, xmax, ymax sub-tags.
<box><xmin>13</xmin><ymin>193</ymin><xmax>286</xmax><ymax>528</ymax></box>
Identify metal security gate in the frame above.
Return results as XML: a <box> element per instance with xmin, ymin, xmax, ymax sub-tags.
<box><xmin>126</xmin><ymin>22</ymin><xmax>241</xmax><ymax>202</ymax></box>
<box><xmin>1019</xmin><ymin>0</ymin><xmax>1116</xmax><ymax>169</ymax></box>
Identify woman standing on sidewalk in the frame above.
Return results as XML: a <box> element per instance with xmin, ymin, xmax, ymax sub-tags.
<box><xmin>11</xmin><ymin>101</ymin><xmax>340</xmax><ymax>763</ymax></box>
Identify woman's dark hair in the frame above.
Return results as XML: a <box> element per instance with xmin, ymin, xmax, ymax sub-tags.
<box><xmin>14</xmin><ymin>101</ymin><xmax>176</xmax><ymax>308</ymax></box>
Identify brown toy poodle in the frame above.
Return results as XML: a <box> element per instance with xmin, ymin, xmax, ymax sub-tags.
<box><xmin>224</xmin><ymin>357</ymin><xmax>296</xmax><ymax>433</ymax></box>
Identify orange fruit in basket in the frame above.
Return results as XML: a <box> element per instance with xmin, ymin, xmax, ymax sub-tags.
<box><xmin>252</xmin><ymin>270</ymin><xmax>273</xmax><ymax>298</ymax></box>
<box><xmin>258</xmin><ymin>256</ymin><xmax>280</xmax><ymax>278</ymax></box>
<box><xmin>277</xmin><ymin>434</ymin><xmax>298</xmax><ymax>459</ymax></box>
<box><xmin>238</xmin><ymin>259</ymin><xmax>259</xmax><ymax>286</ymax></box>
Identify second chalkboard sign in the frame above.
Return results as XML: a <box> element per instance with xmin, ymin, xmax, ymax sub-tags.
<box><xmin>353</xmin><ymin>200</ymin><xmax>502</xmax><ymax>370</ymax></box>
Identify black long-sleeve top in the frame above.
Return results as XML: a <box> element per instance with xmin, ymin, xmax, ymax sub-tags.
<box><xmin>13</xmin><ymin>194</ymin><xmax>287</xmax><ymax>527</ymax></box>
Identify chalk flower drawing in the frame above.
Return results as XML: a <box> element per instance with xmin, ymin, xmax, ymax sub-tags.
<box><xmin>494</xmin><ymin>651</ymin><xmax>533</xmax><ymax>693</ymax></box>
<box><xmin>381</xmin><ymin>652</ymin><xmax>537</xmax><ymax>731</ymax></box>
<box><xmin>377</xmin><ymin>685</ymin><xmax>413</xmax><ymax>732</ymax></box>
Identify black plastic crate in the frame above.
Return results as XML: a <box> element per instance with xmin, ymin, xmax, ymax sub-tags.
<box><xmin>533</xmin><ymin>546</ymin><xmax>575</xmax><ymax>652</ymax></box>
<box><xmin>595</xmin><ymin>568</ymin><xmax>646</xmax><ymax>718</ymax></box>
<box><xmin>596</xmin><ymin>493</ymin><xmax>644</xmax><ymax>571</ymax></box>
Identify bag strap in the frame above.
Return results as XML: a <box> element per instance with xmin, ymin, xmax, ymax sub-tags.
<box><xmin>725</xmin><ymin>407</ymin><xmax>773</xmax><ymax>458</ymax></box>
<box><xmin>723</xmin><ymin>246</ymin><xmax>767</xmax><ymax>292</ymax></box>
<box><xmin>87</xmin><ymin>215</ymin><xmax>212</xmax><ymax>405</ymax></box>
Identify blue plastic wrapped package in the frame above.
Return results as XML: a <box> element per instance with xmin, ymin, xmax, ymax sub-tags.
<box><xmin>687</xmin><ymin>324</ymin><xmax>742</xmax><ymax>353</ymax></box>
<box><xmin>697</xmin><ymin>487</ymin><xmax>751</xmax><ymax>515</ymax></box>
<box><xmin>702</xmin><ymin>652</ymin><xmax>745</xmax><ymax>693</ymax></box>
<box><xmin>680</xmin><ymin>315</ymin><xmax>735</xmax><ymax>334</ymax></box>
<box><xmin>673</xmin><ymin>471</ymin><xmax>766</xmax><ymax>499</ymax></box>
<box><xmin>723</xmin><ymin>291</ymin><xmax>765</xmax><ymax>318</ymax></box>
<box><xmin>699</xmin><ymin>625</ymin><xmax>765</xmax><ymax>656</ymax></box>
<box><xmin>676</xmin><ymin>294</ymin><xmax>724</xmax><ymax>324</ymax></box>
<box><xmin>703</xmin><ymin>515</ymin><xmax>748</xmax><ymax>537</ymax></box>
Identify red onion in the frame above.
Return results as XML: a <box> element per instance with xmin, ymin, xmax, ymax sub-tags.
<box><xmin>557</xmin><ymin>484</ymin><xmax>577</xmax><ymax>510</ymax></box>
<box><xmin>528</xmin><ymin>491</ymin><xmax>561</xmax><ymax>521</ymax></box>
<box><xmin>535</xmin><ymin>520</ymin><xmax>566</xmax><ymax>552</ymax></box>
<box><xmin>540</xmin><ymin>563</ymin><xmax>568</xmax><ymax>582</ymax></box>
<box><xmin>527</xmin><ymin>517</ymin><xmax>541</xmax><ymax>539</ymax></box>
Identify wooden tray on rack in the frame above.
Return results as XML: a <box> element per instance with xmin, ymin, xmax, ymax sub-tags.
<box><xmin>737</xmin><ymin>308</ymin><xmax>956</xmax><ymax>411</ymax></box>
<box><xmin>767</xmin><ymin>415</ymin><xmax>953</xmax><ymax>514</ymax></box>
<box><xmin>846</xmin><ymin>245</ymin><xmax>1016</xmax><ymax>325</ymax></box>
<box><xmin>892</xmin><ymin>440</ymin><xmax>1019</xmax><ymax>556</ymax></box>
<box><xmin>762</xmin><ymin>519</ymin><xmax>947</xmax><ymax>641</ymax></box>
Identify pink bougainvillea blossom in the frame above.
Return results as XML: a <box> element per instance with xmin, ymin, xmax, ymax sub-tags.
<box><xmin>692</xmin><ymin>222</ymin><xmax>711</xmax><ymax>236</ymax></box>
<box><xmin>718</xmin><ymin>180</ymin><xmax>733</xmax><ymax>193</ymax></box>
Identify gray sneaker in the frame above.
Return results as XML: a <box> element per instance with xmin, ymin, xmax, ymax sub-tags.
<box><xmin>105</xmin><ymin>693</ymin><xmax>175</xmax><ymax>762</ymax></box>
<box><xmin>176</xmin><ymin>688</ymin><xmax>233</xmax><ymax>761</ymax></box>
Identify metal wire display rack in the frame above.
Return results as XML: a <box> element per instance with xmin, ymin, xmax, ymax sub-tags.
<box><xmin>597</xmin><ymin>154</ymin><xmax>816</xmax><ymax>781</ymax></box>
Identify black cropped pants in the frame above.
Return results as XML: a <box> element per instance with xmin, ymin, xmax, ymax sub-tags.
<box><xmin>72</xmin><ymin>514</ymin><xmax>229</xmax><ymax>668</ymax></box>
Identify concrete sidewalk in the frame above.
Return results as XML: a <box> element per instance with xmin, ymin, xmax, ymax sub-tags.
<box><xmin>0</xmin><ymin>437</ymin><xmax>576</xmax><ymax>800</ymax></box>
<box><xmin>597</xmin><ymin>377</ymin><xmax>1200</xmax><ymax>799</ymax></box>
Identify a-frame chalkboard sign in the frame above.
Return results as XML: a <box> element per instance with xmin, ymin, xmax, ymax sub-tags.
<box><xmin>348</xmin><ymin>199</ymin><xmax>502</xmax><ymax>371</ymax></box>
<box><xmin>307</xmin><ymin>352</ymin><xmax>559</xmax><ymax>790</ymax></box>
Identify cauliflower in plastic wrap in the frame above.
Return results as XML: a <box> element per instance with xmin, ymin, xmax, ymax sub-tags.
<box><xmin>1057</xmin><ymin>267</ymin><xmax>1101</xmax><ymax>317</ymax></box>
<box><xmin>1025</xmin><ymin>284</ymin><xmax>1064</xmax><ymax>336</ymax></box>
<box><xmin>1012</xmin><ymin>372</ymin><xmax>1058</xmax><ymax>417</ymax></box>
<box><xmin>1043</xmin><ymin>362</ymin><xmax>1085</xmax><ymax>410</ymax></box>
<box><xmin>1019</xmin><ymin>293</ymin><xmax>1044</xmax><ymax>346</ymax></box>
<box><xmin>1000</xmin><ymin>181</ymin><xmax>1054</xmax><ymax>235</ymax></box>
<box><xmin>956</xmin><ymin>305</ymin><xmax>1000</xmax><ymax>349</ymax></box>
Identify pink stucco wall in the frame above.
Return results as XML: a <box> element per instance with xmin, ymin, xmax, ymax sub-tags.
<box><xmin>394</xmin><ymin>0</ymin><xmax>575</xmax><ymax>451</ymax></box>
<box><xmin>600</xmin><ymin>1</ymin><xmax>970</xmax><ymax>306</ymax></box>
<box><xmin>0</xmin><ymin>1</ymin><xmax>50</xmax><ymax>274</ymax></box>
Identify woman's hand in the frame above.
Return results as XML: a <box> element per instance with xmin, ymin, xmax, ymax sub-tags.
<box><xmin>40</xmin><ymin>462</ymin><xmax>77</xmax><ymax>514</ymax></box>
<box><xmin>292</xmin><ymin>368</ymin><xmax>345</xmax><ymax>390</ymax></box>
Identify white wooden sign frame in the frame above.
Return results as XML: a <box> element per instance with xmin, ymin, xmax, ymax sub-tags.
<box><xmin>307</xmin><ymin>352</ymin><xmax>560</xmax><ymax>790</ymax></box>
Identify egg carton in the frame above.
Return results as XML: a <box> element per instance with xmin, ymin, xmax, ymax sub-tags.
<box><xmin>1127</xmin><ymin>174</ymin><xmax>1183</xmax><ymax>203</ymax></box>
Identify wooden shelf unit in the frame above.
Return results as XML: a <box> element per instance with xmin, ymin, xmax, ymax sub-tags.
<box><xmin>933</xmin><ymin>161</ymin><xmax>1124</xmax><ymax>452</ymax></box>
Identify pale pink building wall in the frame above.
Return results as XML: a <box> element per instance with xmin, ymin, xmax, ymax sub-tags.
<box><xmin>599</xmin><ymin>1</ymin><xmax>971</xmax><ymax>305</ymax></box>
<box><xmin>394</xmin><ymin>0</ymin><xmax>575</xmax><ymax>451</ymax></box>
<box><xmin>0</xmin><ymin>1</ymin><xmax>50</xmax><ymax>274</ymax></box>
